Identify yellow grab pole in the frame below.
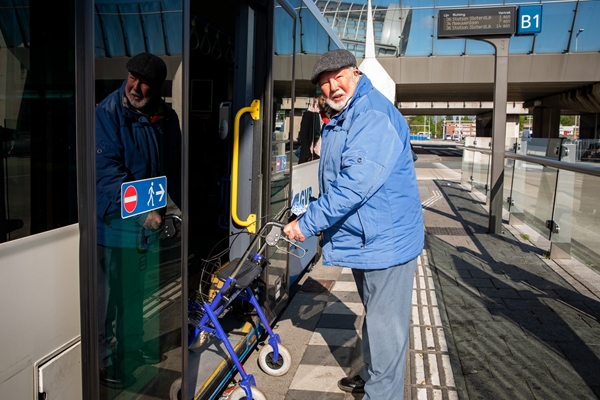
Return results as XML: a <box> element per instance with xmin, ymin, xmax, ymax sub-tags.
<box><xmin>231</xmin><ymin>99</ymin><xmax>260</xmax><ymax>233</ymax></box>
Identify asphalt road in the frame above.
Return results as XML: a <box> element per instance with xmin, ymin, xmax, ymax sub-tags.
<box><xmin>411</xmin><ymin>140</ymin><xmax>463</xmax><ymax>170</ymax></box>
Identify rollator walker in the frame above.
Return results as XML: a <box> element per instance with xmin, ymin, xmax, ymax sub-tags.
<box><xmin>170</xmin><ymin>220</ymin><xmax>305</xmax><ymax>400</ymax></box>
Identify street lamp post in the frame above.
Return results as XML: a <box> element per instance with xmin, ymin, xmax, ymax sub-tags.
<box><xmin>576</xmin><ymin>28</ymin><xmax>584</xmax><ymax>52</ymax></box>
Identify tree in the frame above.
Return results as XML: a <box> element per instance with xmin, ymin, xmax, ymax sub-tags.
<box><xmin>560</xmin><ymin>115</ymin><xmax>574</xmax><ymax>126</ymax></box>
<box><xmin>408</xmin><ymin>115</ymin><xmax>426</xmax><ymax>134</ymax></box>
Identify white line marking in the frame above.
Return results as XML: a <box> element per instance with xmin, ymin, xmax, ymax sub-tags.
<box><xmin>410</xmin><ymin>249</ymin><xmax>458</xmax><ymax>397</ymax></box>
<box><xmin>422</xmin><ymin>307</ymin><xmax>432</xmax><ymax>326</ymax></box>
<box><xmin>413</xmin><ymin>306</ymin><xmax>421</xmax><ymax>326</ymax></box>
<box><xmin>443</xmin><ymin>355</ymin><xmax>456</xmax><ymax>387</ymax></box>
<box><xmin>415</xmin><ymin>353</ymin><xmax>426</xmax><ymax>385</ymax></box>
<box><xmin>413</xmin><ymin>327</ymin><xmax>423</xmax><ymax>351</ymax></box>
<box><xmin>429</xmin><ymin>353</ymin><xmax>440</xmax><ymax>386</ymax></box>
<box><xmin>425</xmin><ymin>327</ymin><xmax>435</xmax><ymax>350</ymax></box>
<box><xmin>433</xmin><ymin>308</ymin><xmax>443</xmax><ymax>327</ymax></box>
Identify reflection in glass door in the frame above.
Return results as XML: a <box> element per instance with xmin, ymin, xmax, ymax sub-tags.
<box><xmin>261</xmin><ymin>0</ymin><xmax>297</xmax><ymax>321</ymax></box>
<box><xmin>94</xmin><ymin>1</ymin><xmax>184</xmax><ymax>398</ymax></box>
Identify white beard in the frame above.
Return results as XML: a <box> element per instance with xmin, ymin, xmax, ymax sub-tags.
<box><xmin>326</xmin><ymin>94</ymin><xmax>351</xmax><ymax>112</ymax></box>
<box><xmin>325</xmin><ymin>77</ymin><xmax>357</xmax><ymax>112</ymax></box>
<box><xmin>126</xmin><ymin>90</ymin><xmax>150</xmax><ymax>110</ymax></box>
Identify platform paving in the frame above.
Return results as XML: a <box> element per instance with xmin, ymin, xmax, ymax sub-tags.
<box><xmin>235</xmin><ymin>165</ymin><xmax>600</xmax><ymax>400</ymax></box>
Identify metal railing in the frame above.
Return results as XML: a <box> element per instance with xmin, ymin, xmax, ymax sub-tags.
<box><xmin>461</xmin><ymin>137</ymin><xmax>600</xmax><ymax>270</ymax></box>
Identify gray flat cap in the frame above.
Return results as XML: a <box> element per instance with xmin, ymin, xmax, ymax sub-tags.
<box><xmin>126</xmin><ymin>52</ymin><xmax>167</xmax><ymax>86</ymax></box>
<box><xmin>311</xmin><ymin>49</ymin><xmax>357</xmax><ymax>85</ymax></box>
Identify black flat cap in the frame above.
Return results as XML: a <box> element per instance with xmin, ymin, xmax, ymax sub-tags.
<box><xmin>311</xmin><ymin>49</ymin><xmax>357</xmax><ymax>85</ymax></box>
<box><xmin>126</xmin><ymin>52</ymin><xmax>167</xmax><ymax>86</ymax></box>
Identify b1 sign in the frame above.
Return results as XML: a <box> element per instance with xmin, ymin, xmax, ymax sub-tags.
<box><xmin>517</xmin><ymin>5</ymin><xmax>542</xmax><ymax>36</ymax></box>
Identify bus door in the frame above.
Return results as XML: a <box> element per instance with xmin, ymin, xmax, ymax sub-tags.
<box><xmin>93</xmin><ymin>1</ymin><xmax>186</xmax><ymax>399</ymax></box>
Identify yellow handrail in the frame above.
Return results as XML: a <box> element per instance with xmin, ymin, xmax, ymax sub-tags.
<box><xmin>231</xmin><ymin>99</ymin><xmax>260</xmax><ymax>233</ymax></box>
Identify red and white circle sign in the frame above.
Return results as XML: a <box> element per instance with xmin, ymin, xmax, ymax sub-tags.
<box><xmin>123</xmin><ymin>185</ymin><xmax>138</xmax><ymax>213</ymax></box>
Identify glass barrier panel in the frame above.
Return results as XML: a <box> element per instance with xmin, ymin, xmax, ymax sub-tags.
<box><xmin>522</xmin><ymin>138</ymin><xmax>552</xmax><ymax>157</ymax></box>
<box><xmin>553</xmin><ymin>170</ymin><xmax>600</xmax><ymax>270</ymax></box>
<box><xmin>461</xmin><ymin>148</ymin><xmax>474</xmax><ymax>188</ymax></box>
<box><xmin>574</xmin><ymin>139</ymin><xmax>600</xmax><ymax>163</ymax></box>
<box><xmin>471</xmin><ymin>149</ymin><xmax>490</xmax><ymax>197</ymax></box>
<box><xmin>474</xmin><ymin>137</ymin><xmax>492</xmax><ymax>149</ymax></box>
<box><xmin>508</xmin><ymin>159</ymin><xmax>557</xmax><ymax>239</ymax></box>
<box><xmin>505</xmin><ymin>136</ymin><xmax>518</xmax><ymax>152</ymax></box>
<box><xmin>463</xmin><ymin>137</ymin><xmax>475</xmax><ymax>147</ymax></box>
<box><xmin>503</xmin><ymin>157</ymin><xmax>515</xmax><ymax>213</ymax></box>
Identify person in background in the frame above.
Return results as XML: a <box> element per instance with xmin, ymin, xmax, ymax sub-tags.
<box><xmin>96</xmin><ymin>52</ymin><xmax>181</xmax><ymax>388</ymax></box>
<box><xmin>310</xmin><ymin>94</ymin><xmax>330</xmax><ymax>157</ymax></box>
<box><xmin>284</xmin><ymin>49</ymin><xmax>424</xmax><ymax>399</ymax></box>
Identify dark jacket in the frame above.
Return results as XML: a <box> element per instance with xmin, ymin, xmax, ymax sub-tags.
<box><xmin>96</xmin><ymin>80</ymin><xmax>181</xmax><ymax>247</ymax></box>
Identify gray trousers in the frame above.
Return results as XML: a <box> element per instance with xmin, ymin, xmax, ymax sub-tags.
<box><xmin>352</xmin><ymin>257</ymin><xmax>417</xmax><ymax>400</ymax></box>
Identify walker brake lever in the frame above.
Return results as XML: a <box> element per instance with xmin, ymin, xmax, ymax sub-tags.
<box><xmin>163</xmin><ymin>214</ymin><xmax>182</xmax><ymax>239</ymax></box>
<box><xmin>279</xmin><ymin>234</ymin><xmax>307</xmax><ymax>259</ymax></box>
<box><xmin>264</xmin><ymin>225</ymin><xmax>307</xmax><ymax>258</ymax></box>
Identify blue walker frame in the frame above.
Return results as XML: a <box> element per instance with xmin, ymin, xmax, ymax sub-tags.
<box><xmin>187</xmin><ymin>222</ymin><xmax>304</xmax><ymax>398</ymax></box>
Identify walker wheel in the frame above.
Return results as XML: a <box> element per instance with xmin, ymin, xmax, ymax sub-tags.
<box><xmin>169</xmin><ymin>378</ymin><xmax>182</xmax><ymax>400</ymax></box>
<box><xmin>228</xmin><ymin>385</ymin><xmax>267</xmax><ymax>400</ymax></box>
<box><xmin>188</xmin><ymin>330</ymin><xmax>208</xmax><ymax>350</ymax></box>
<box><xmin>257</xmin><ymin>343</ymin><xmax>292</xmax><ymax>376</ymax></box>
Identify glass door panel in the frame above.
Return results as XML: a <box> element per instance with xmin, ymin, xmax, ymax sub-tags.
<box><xmin>94</xmin><ymin>1</ymin><xmax>183</xmax><ymax>398</ymax></box>
<box><xmin>0</xmin><ymin>0</ymin><xmax>76</xmax><ymax>242</ymax></box>
<box><xmin>263</xmin><ymin>0</ymin><xmax>296</xmax><ymax>321</ymax></box>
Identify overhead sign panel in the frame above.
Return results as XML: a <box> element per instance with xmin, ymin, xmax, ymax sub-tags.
<box><xmin>438</xmin><ymin>7</ymin><xmax>516</xmax><ymax>38</ymax></box>
<box><xmin>516</xmin><ymin>5</ymin><xmax>542</xmax><ymax>36</ymax></box>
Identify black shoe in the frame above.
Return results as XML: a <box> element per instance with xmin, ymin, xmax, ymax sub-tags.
<box><xmin>140</xmin><ymin>349</ymin><xmax>162</xmax><ymax>364</ymax></box>
<box><xmin>127</xmin><ymin>349</ymin><xmax>162</xmax><ymax>365</ymax></box>
<box><xmin>100</xmin><ymin>366</ymin><xmax>135</xmax><ymax>388</ymax></box>
<box><xmin>338</xmin><ymin>375</ymin><xmax>365</xmax><ymax>393</ymax></box>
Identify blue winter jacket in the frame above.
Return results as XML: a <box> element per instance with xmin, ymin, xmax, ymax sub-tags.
<box><xmin>96</xmin><ymin>80</ymin><xmax>181</xmax><ymax>247</ymax></box>
<box><xmin>298</xmin><ymin>74</ymin><xmax>424</xmax><ymax>269</ymax></box>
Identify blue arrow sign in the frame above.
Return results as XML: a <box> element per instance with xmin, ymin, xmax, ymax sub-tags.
<box><xmin>121</xmin><ymin>176</ymin><xmax>167</xmax><ymax>219</ymax></box>
<box><xmin>517</xmin><ymin>5</ymin><xmax>542</xmax><ymax>36</ymax></box>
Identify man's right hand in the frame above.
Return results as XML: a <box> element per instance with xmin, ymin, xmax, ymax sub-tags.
<box><xmin>143</xmin><ymin>211</ymin><xmax>163</xmax><ymax>230</ymax></box>
<box><xmin>283</xmin><ymin>220</ymin><xmax>306</xmax><ymax>242</ymax></box>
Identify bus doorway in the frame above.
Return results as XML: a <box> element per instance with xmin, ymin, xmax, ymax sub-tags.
<box><xmin>182</xmin><ymin>1</ymin><xmax>296</xmax><ymax>398</ymax></box>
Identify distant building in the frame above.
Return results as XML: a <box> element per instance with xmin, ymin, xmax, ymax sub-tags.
<box><xmin>445</xmin><ymin>121</ymin><xmax>476</xmax><ymax>140</ymax></box>
<box><xmin>559</xmin><ymin>125</ymin><xmax>579</xmax><ymax>136</ymax></box>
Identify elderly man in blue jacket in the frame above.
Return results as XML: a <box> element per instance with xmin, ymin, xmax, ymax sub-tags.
<box><xmin>284</xmin><ymin>49</ymin><xmax>424</xmax><ymax>399</ymax></box>
<box><xmin>96</xmin><ymin>52</ymin><xmax>181</xmax><ymax>387</ymax></box>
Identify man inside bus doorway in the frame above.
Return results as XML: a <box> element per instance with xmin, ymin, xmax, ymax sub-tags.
<box><xmin>283</xmin><ymin>49</ymin><xmax>423</xmax><ymax>399</ymax></box>
<box><xmin>96</xmin><ymin>52</ymin><xmax>181</xmax><ymax>388</ymax></box>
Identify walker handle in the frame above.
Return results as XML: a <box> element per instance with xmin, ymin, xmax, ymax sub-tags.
<box><xmin>263</xmin><ymin>223</ymin><xmax>307</xmax><ymax>259</ymax></box>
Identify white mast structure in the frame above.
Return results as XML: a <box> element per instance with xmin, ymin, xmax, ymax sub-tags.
<box><xmin>358</xmin><ymin>0</ymin><xmax>396</xmax><ymax>104</ymax></box>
